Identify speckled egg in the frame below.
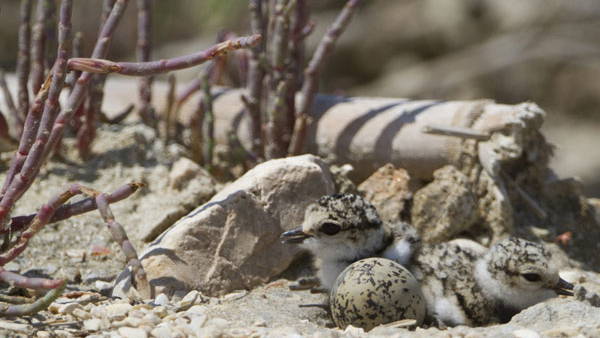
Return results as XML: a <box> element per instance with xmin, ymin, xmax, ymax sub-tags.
<box><xmin>330</xmin><ymin>257</ymin><xmax>426</xmax><ymax>331</ymax></box>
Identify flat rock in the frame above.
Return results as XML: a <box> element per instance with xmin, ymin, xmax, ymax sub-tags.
<box><xmin>127</xmin><ymin>155</ymin><xmax>335</xmax><ymax>297</ymax></box>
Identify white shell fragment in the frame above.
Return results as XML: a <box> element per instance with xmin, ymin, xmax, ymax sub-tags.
<box><xmin>330</xmin><ymin>257</ymin><xmax>426</xmax><ymax>331</ymax></box>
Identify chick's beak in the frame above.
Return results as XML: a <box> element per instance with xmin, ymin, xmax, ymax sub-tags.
<box><xmin>554</xmin><ymin>277</ymin><xmax>574</xmax><ymax>296</ymax></box>
<box><xmin>280</xmin><ymin>227</ymin><xmax>312</xmax><ymax>244</ymax></box>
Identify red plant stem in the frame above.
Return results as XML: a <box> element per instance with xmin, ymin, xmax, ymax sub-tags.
<box><xmin>44</xmin><ymin>0</ymin><xmax>130</xmax><ymax>165</ymax></box>
<box><xmin>136</xmin><ymin>0</ymin><xmax>155</xmax><ymax>126</ymax></box>
<box><xmin>0</xmin><ymin>75</ymin><xmax>52</xmax><ymax>206</ymax></box>
<box><xmin>288</xmin><ymin>0</ymin><xmax>361</xmax><ymax>155</ymax></box>
<box><xmin>16</xmin><ymin>0</ymin><xmax>33</xmax><ymax>122</ymax></box>
<box><xmin>265</xmin><ymin>0</ymin><xmax>293</xmax><ymax>159</ymax></box>
<box><xmin>0</xmin><ymin>279</ymin><xmax>65</xmax><ymax>317</ymax></box>
<box><xmin>94</xmin><ymin>192</ymin><xmax>151</xmax><ymax>298</ymax></box>
<box><xmin>67</xmin><ymin>34</ymin><xmax>263</xmax><ymax>76</ymax></box>
<box><xmin>65</xmin><ymin>31</ymin><xmax>84</xmax><ymax>91</ymax></box>
<box><xmin>0</xmin><ymin>268</ymin><xmax>63</xmax><ymax>290</ymax></box>
<box><xmin>243</xmin><ymin>0</ymin><xmax>266</xmax><ymax>160</ymax></box>
<box><xmin>0</xmin><ymin>0</ymin><xmax>73</xmax><ymax>224</ymax></box>
<box><xmin>77</xmin><ymin>94</ymin><xmax>96</xmax><ymax>159</ymax></box>
<box><xmin>0</xmin><ymin>183</ymin><xmax>81</xmax><ymax>266</ymax></box>
<box><xmin>6</xmin><ymin>182</ymin><xmax>143</xmax><ymax>234</ymax></box>
<box><xmin>31</xmin><ymin>0</ymin><xmax>54</xmax><ymax>95</ymax></box>
<box><xmin>0</xmin><ymin>71</ymin><xmax>21</xmax><ymax>132</ymax></box>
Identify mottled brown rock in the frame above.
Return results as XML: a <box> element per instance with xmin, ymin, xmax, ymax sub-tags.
<box><xmin>131</xmin><ymin>155</ymin><xmax>335</xmax><ymax>297</ymax></box>
<box><xmin>411</xmin><ymin>165</ymin><xmax>478</xmax><ymax>243</ymax></box>
<box><xmin>358</xmin><ymin>164</ymin><xmax>418</xmax><ymax>224</ymax></box>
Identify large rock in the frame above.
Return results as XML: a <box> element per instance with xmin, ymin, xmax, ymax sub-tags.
<box><xmin>134</xmin><ymin>155</ymin><xmax>335</xmax><ymax>297</ymax></box>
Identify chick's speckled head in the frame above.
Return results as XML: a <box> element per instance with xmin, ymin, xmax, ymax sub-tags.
<box><xmin>281</xmin><ymin>194</ymin><xmax>385</xmax><ymax>262</ymax></box>
<box><xmin>477</xmin><ymin>237</ymin><xmax>573</xmax><ymax>310</ymax></box>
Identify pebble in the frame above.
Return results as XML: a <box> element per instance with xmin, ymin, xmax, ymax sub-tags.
<box><xmin>72</xmin><ymin>308</ymin><xmax>92</xmax><ymax>320</ymax></box>
<box><xmin>36</xmin><ymin>331</ymin><xmax>51</xmax><ymax>338</ymax></box>
<box><xmin>154</xmin><ymin>293</ymin><xmax>170</xmax><ymax>306</ymax></box>
<box><xmin>83</xmin><ymin>318</ymin><xmax>102</xmax><ymax>331</ymax></box>
<box><xmin>152</xmin><ymin>306</ymin><xmax>169</xmax><ymax>318</ymax></box>
<box><xmin>151</xmin><ymin>324</ymin><xmax>174</xmax><ymax>338</ymax></box>
<box><xmin>176</xmin><ymin>290</ymin><xmax>201</xmax><ymax>311</ymax></box>
<box><xmin>58</xmin><ymin>302</ymin><xmax>82</xmax><ymax>315</ymax></box>
<box><xmin>105</xmin><ymin>302</ymin><xmax>133</xmax><ymax>321</ymax></box>
<box><xmin>118</xmin><ymin>327</ymin><xmax>148</xmax><ymax>338</ymax></box>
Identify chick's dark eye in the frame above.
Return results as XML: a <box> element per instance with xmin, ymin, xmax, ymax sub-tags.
<box><xmin>319</xmin><ymin>222</ymin><xmax>341</xmax><ymax>236</ymax></box>
<box><xmin>522</xmin><ymin>273</ymin><xmax>542</xmax><ymax>282</ymax></box>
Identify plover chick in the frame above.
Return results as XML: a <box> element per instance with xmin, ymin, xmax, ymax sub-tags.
<box><xmin>411</xmin><ymin>237</ymin><xmax>574</xmax><ymax>327</ymax></box>
<box><xmin>280</xmin><ymin>194</ymin><xmax>420</xmax><ymax>290</ymax></box>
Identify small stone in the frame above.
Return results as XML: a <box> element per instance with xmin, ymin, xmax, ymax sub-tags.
<box><xmin>0</xmin><ymin>320</ymin><xmax>31</xmax><ymax>332</ymax></box>
<box><xmin>184</xmin><ymin>305</ymin><xmax>207</xmax><ymax>316</ymax></box>
<box><xmin>72</xmin><ymin>308</ymin><xmax>92</xmax><ymax>320</ymax></box>
<box><xmin>169</xmin><ymin>157</ymin><xmax>204</xmax><ymax>190</ymax></box>
<box><xmin>123</xmin><ymin>316</ymin><xmax>143</xmax><ymax>327</ymax></box>
<box><xmin>118</xmin><ymin>327</ymin><xmax>148</xmax><ymax>338</ymax></box>
<box><xmin>176</xmin><ymin>290</ymin><xmax>201</xmax><ymax>311</ymax></box>
<box><xmin>95</xmin><ymin>280</ymin><xmax>113</xmax><ymax>292</ymax></box>
<box><xmin>150</xmin><ymin>324</ymin><xmax>174</xmax><ymax>338</ymax></box>
<box><xmin>252</xmin><ymin>319</ymin><xmax>267</xmax><ymax>327</ymax></box>
<box><xmin>4</xmin><ymin>262</ymin><xmax>20</xmax><ymax>272</ymax></box>
<box><xmin>152</xmin><ymin>306</ymin><xmax>168</xmax><ymax>318</ymax></box>
<box><xmin>105</xmin><ymin>302</ymin><xmax>133</xmax><ymax>321</ymax></box>
<box><xmin>36</xmin><ymin>331</ymin><xmax>51</xmax><ymax>338</ymax></box>
<box><xmin>84</xmin><ymin>318</ymin><xmax>103</xmax><ymax>331</ymax></box>
<box><xmin>188</xmin><ymin>314</ymin><xmax>208</xmax><ymax>333</ymax></box>
<box><xmin>154</xmin><ymin>293</ymin><xmax>170</xmax><ymax>306</ymax></box>
<box><xmin>59</xmin><ymin>302</ymin><xmax>82</xmax><ymax>315</ymax></box>
<box><xmin>222</xmin><ymin>290</ymin><xmax>247</xmax><ymax>302</ymax></box>
<box><xmin>142</xmin><ymin>313</ymin><xmax>161</xmax><ymax>326</ymax></box>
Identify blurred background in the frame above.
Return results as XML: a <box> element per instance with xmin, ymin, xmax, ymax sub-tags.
<box><xmin>0</xmin><ymin>0</ymin><xmax>599</xmax><ymax>196</ymax></box>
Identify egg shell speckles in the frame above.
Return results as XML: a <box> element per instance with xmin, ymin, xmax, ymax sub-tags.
<box><xmin>330</xmin><ymin>257</ymin><xmax>426</xmax><ymax>331</ymax></box>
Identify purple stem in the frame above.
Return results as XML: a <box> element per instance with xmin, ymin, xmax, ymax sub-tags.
<box><xmin>16</xmin><ymin>0</ymin><xmax>32</xmax><ymax>122</ymax></box>
<box><xmin>31</xmin><ymin>0</ymin><xmax>54</xmax><ymax>95</ymax></box>
<box><xmin>6</xmin><ymin>182</ymin><xmax>143</xmax><ymax>235</ymax></box>
<box><xmin>0</xmin><ymin>182</ymin><xmax>81</xmax><ymax>266</ymax></box>
<box><xmin>0</xmin><ymin>279</ymin><xmax>65</xmax><ymax>317</ymax></box>
<box><xmin>0</xmin><ymin>0</ymin><xmax>73</xmax><ymax>225</ymax></box>
<box><xmin>95</xmin><ymin>193</ymin><xmax>152</xmax><ymax>298</ymax></box>
<box><xmin>288</xmin><ymin>0</ymin><xmax>361</xmax><ymax>155</ymax></box>
<box><xmin>136</xmin><ymin>0</ymin><xmax>155</xmax><ymax>125</ymax></box>
<box><xmin>67</xmin><ymin>34</ymin><xmax>263</xmax><ymax>76</ymax></box>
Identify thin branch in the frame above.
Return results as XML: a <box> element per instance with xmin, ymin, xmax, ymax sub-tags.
<box><xmin>31</xmin><ymin>0</ymin><xmax>54</xmax><ymax>95</ymax></box>
<box><xmin>422</xmin><ymin>125</ymin><xmax>491</xmax><ymax>141</ymax></box>
<box><xmin>0</xmin><ymin>0</ymin><xmax>73</xmax><ymax>228</ymax></box>
<box><xmin>67</xmin><ymin>34</ymin><xmax>263</xmax><ymax>76</ymax></box>
<box><xmin>0</xmin><ymin>75</ymin><xmax>52</xmax><ymax>205</ymax></box>
<box><xmin>136</xmin><ymin>0</ymin><xmax>155</xmax><ymax>126</ymax></box>
<box><xmin>6</xmin><ymin>182</ymin><xmax>143</xmax><ymax>235</ymax></box>
<box><xmin>0</xmin><ymin>278</ymin><xmax>65</xmax><ymax>317</ymax></box>
<box><xmin>243</xmin><ymin>0</ymin><xmax>266</xmax><ymax>161</ymax></box>
<box><xmin>0</xmin><ymin>183</ymin><xmax>81</xmax><ymax>266</ymax></box>
<box><xmin>288</xmin><ymin>0</ymin><xmax>361</xmax><ymax>155</ymax></box>
<box><xmin>16</xmin><ymin>0</ymin><xmax>33</xmax><ymax>122</ymax></box>
<box><xmin>265</xmin><ymin>0</ymin><xmax>294</xmax><ymax>159</ymax></box>
<box><xmin>94</xmin><ymin>192</ymin><xmax>152</xmax><ymax>298</ymax></box>
<box><xmin>44</xmin><ymin>0</ymin><xmax>131</xmax><ymax>176</ymax></box>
